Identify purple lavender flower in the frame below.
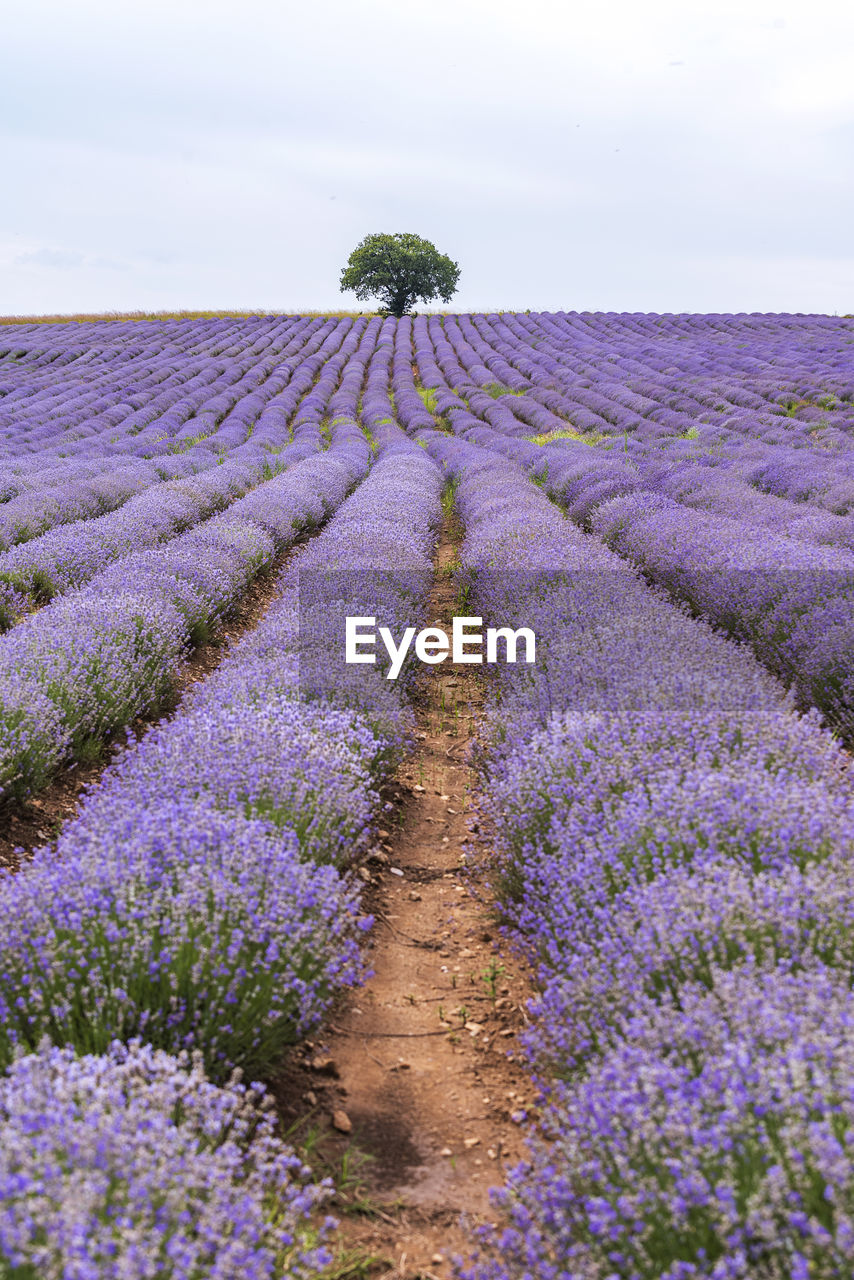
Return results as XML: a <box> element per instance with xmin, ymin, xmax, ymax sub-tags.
<box><xmin>0</xmin><ymin>1038</ymin><xmax>333</xmax><ymax>1279</ymax></box>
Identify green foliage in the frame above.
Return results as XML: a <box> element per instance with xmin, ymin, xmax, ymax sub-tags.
<box><xmin>361</xmin><ymin>425</ymin><xmax>379</xmax><ymax>455</ymax></box>
<box><xmin>483</xmin><ymin>382</ymin><xmax>524</xmax><ymax>398</ymax></box>
<box><xmin>441</xmin><ymin>476</ymin><xmax>459</xmax><ymax>517</ymax></box>
<box><xmin>339</xmin><ymin>232</ymin><xmax>460</xmax><ymax>317</ymax></box>
<box><xmin>417</xmin><ymin>386</ymin><xmax>439</xmax><ymax>413</ymax></box>
<box><xmin>481</xmin><ymin>958</ymin><xmax>506</xmax><ymax>1004</ymax></box>
<box><xmin>526</xmin><ymin>427</ymin><xmax>603</xmax><ymax>447</ymax></box>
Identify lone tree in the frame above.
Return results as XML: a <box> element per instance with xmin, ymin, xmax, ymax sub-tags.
<box><xmin>339</xmin><ymin>232</ymin><xmax>460</xmax><ymax>317</ymax></box>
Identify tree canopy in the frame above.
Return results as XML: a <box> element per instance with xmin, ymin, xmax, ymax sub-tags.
<box><xmin>339</xmin><ymin>232</ymin><xmax>460</xmax><ymax>317</ymax></box>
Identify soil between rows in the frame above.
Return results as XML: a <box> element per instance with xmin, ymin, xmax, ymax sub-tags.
<box><xmin>275</xmin><ymin>522</ymin><xmax>538</xmax><ymax>1277</ymax></box>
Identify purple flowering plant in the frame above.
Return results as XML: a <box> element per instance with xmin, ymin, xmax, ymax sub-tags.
<box><xmin>0</xmin><ymin>1038</ymin><xmax>334</xmax><ymax>1279</ymax></box>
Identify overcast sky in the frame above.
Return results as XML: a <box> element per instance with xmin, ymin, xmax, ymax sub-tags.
<box><xmin>2</xmin><ymin>0</ymin><xmax>852</xmax><ymax>316</ymax></box>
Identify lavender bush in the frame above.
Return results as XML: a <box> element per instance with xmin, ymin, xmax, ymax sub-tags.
<box><xmin>0</xmin><ymin>440</ymin><xmax>442</xmax><ymax>1082</ymax></box>
<box><xmin>0</xmin><ymin>1038</ymin><xmax>332</xmax><ymax>1279</ymax></box>
<box><xmin>468</xmin><ymin>968</ymin><xmax>854</xmax><ymax>1280</ymax></box>
<box><xmin>0</xmin><ymin>799</ymin><xmax>365</xmax><ymax>1076</ymax></box>
<box><xmin>0</xmin><ymin>443</ymin><xmax>368</xmax><ymax>800</ymax></box>
<box><xmin>420</xmin><ymin>434</ymin><xmax>854</xmax><ymax>1280</ymax></box>
<box><xmin>5</xmin><ymin>311</ymin><xmax>854</xmax><ymax>1275</ymax></box>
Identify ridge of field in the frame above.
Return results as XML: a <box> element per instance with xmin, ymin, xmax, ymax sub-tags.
<box><xmin>0</xmin><ymin>431</ymin><xmax>456</xmax><ymax>1275</ymax></box>
<box><xmin>2</xmin><ymin>307</ymin><xmax>853</xmax><ymax>325</ymax></box>
<box><xmin>0</xmin><ymin>309</ymin><xmax>425</xmax><ymax>326</ymax></box>
<box><xmin>0</xmin><ymin>319</ymin><xmax>362</xmax><ymax>618</ymax></box>
<box><xmin>3</xmin><ymin>311</ymin><xmax>854</xmax><ymax>1276</ymax></box>
<box><xmin>422</xmin><ymin>431</ymin><xmax>854</xmax><ymax>1280</ymax></box>
<box><xmin>4</xmin><ymin>306</ymin><xmax>853</xmax><ymax>740</ymax></box>
<box><xmin>0</xmin><ymin>316</ymin><xmax>394</xmax><ymax>797</ymax></box>
<box><xmin>399</xmin><ymin>310</ymin><xmax>854</xmax><ymax>738</ymax></box>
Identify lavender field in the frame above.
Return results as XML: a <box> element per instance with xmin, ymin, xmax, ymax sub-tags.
<box><xmin>1</xmin><ymin>309</ymin><xmax>854</xmax><ymax>1277</ymax></box>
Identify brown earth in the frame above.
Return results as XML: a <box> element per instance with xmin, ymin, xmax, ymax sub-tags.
<box><xmin>274</xmin><ymin>523</ymin><xmax>538</xmax><ymax>1278</ymax></box>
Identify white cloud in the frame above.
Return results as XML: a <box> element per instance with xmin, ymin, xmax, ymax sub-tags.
<box><xmin>0</xmin><ymin>0</ymin><xmax>852</xmax><ymax>312</ymax></box>
<box><xmin>15</xmin><ymin>248</ymin><xmax>85</xmax><ymax>269</ymax></box>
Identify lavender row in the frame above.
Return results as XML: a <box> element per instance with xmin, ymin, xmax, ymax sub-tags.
<box><xmin>506</xmin><ymin>314</ymin><xmax>854</xmax><ymax>513</ymax></box>
<box><xmin>0</xmin><ymin>312</ymin><xmax>365</xmax><ymax>465</ymax></box>
<box><xmin>7</xmin><ymin>312</ymin><xmax>853</xmax><ymax>525</ymax></box>
<box><xmin>0</xmin><ymin>399</ymin><xmax>446</xmax><ymax>1271</ymax></box>
<box><xmin>491</xmin><ymin>311</ymin><xmax>854</xmax><ymax>445</ymax></box>
<box><xmin>0</xmin><ymin>317</ymin><xmax>392</xmax><ymax>625</ymax></box>
<box><xmin>620</xmin><ymin>452</ymin><xmax>854</xmax><ymax>552</ymax></box>
<box><xmin>409</xmin><ymin>312</ymin><xmax>854</xmax><ymax>520</ymax></box>
<box><xmin>405</xmin><ymin>313</ymin><xmax>854</xmax><ymax>553</ymax></box>
<box><xmin>421</xmin><ymin>310</ymin><xmax>854</xmax><ymax>436</ymax></box>
<box><xmin>540</xmin><ymin>449</ymin><xmax>854</xmax><ymax>739</ymax></box>
<box><xmin>420</xmin><ymin>434</ymin><xmax>854</xmax><ymax>1277</ymax></box>
<box><xmin>0</xmin><ymin>444</ymin><xmax>448</xmax><ymax>1273</ymax></box>
<box><xmin>0</xmin><ymin>314</ymin><xmax>312</xmax><ymax>460</ymax></box>
<box><xmin>450</xmin><ymin>383</ymin><xmax>854</xmax><ymax>551</ymax></box>
<box><xmin>0</xmin><ymin>318</ymin><xmax>354</xmax><ymax>563</ymax></box>
<box><xmin>418</xmin><ymin>311</ymin><xmax>854</xmax><ymax>513</ymax></box>
<box><xmin>0</xmin><ymin>441</ymin><xmax>314</xmax><ymax>628</ymax></box>
<box><xmin>0</xmin><ymin>444</ymin><xmax>443</xmax><ymax>1089</ymax></box>
<box><xmin>466</xmin><ymin>427</ymin><xmax>854</xmax><ymax>740</ymax></box>
<box><xmin>0</xmin><ymin>315</ymin><xmax>313</xmax><ymax>454</ymax></box>
<box><xmin>0</xmin><ymin>1040</ymin><xmax>332</xmax><ymax>1279</ymax></box>
<box><xmin>405</xmin><ymin>328</ymin><xmax>854</xmax><ymax>740</ymax></box>
<box><xmin>0</xmin><ymin>430</ymin><xmax>371</xmax><ymax>801</ymax></box>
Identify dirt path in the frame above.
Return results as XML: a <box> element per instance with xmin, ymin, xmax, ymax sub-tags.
<box><xmin>277</xmin><ymin>522</ymin><xmax>537</xmax><ymax>1277</ymax></box>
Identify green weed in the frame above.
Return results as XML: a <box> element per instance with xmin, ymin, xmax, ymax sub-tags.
<box><xmin>417</xmin><ymin>387</ymin><xmax>439</xmax><ymax>414</ymax></box>
<box><xmin>482</xmin><ymin>382</ymin><xmax>524</xmax><ymax>398</ymax></box>
<box><xmin>525</xmin><ymin>427</ymin><xmax>602</xmax><ymax>447</ymax></box>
